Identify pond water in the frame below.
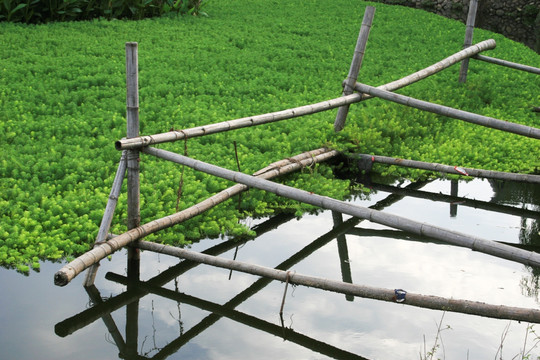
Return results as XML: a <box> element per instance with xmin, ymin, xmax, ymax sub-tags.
<box><xmin>1</xmin><ymin>177</ymin><xmax>539</xmax><ymax>359</ymax></box>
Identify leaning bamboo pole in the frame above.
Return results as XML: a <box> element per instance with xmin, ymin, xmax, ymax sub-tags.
<box><xmin>459</xmin><ymin>0</ymin><xmax>479</xmax><ymax>83</ymax></box>
<box><xmin>354</xmin><ymin>82</ymin><xmax>540</xmax><ymax>139</ymax></box>
<box><xmin>352</xmin><ymin>153</ymin><xmax>540</xmax><ymax>183</ymax></box>
<box><xmin>474</xmin><ymin>54</ymin><xmax>540</xmax><ymax>75</ymax></box>
<box><xmin>334</xmin><ymin>6</ymin><xmax>375</xmax><ymax>132</ymax></box>
<box><xmin>54</xmin><ymin>148</ymin><xmax>339</xmax><ymax>286</ymax></box>
<box><xmin>135</xmin><ymin>240</ymin><xmax>540</xmax><ymax>323</ymax></box>
<box><xmin>83</xmin><ymin>151</ymin><xmax>128</xmax><ymax>287</ymax></box>
<box><xmin>140</xmin><ymin>147</ymin><xmax>540</xmax><ymax>268</ymax></box>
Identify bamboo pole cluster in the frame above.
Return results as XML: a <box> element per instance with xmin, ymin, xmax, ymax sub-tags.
<box><xmin>138</xmin><ymin>148</ymin><xmax>540</xmax><ymax>270</ymax></box>
<box><xmin>135</xmin><ymin>240</ymin><xmax>540</xmax><ymax>323</ymax></box>
<box><xmin>54</xmin><ymin>148</ymin><xmax>339</xmax><ymax>286</ymax></box>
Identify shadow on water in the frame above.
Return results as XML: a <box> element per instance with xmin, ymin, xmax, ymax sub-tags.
<box><xmin>50</xmin><ymin>176</ymin><xmax>540</xmax><ymax>359</ymax></box>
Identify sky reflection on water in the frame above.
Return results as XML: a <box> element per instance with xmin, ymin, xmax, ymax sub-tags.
<box><xmin>1</xmin><ymin>178</ymin><xmax>539</xmax><ymax>359</ymax></box>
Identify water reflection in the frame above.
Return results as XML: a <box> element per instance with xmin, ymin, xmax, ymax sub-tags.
<box><xmin>52</xmin><ymin>178</ymin><xmax>540</xmax><ymax>359</ymax></box>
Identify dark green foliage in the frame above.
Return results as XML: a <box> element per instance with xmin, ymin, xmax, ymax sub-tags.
<box><xmin>0</xmin><ymin>0</ymin><xmax>538</xmax><ymax>273</ymax></box>
<box><xmin>0</xmin><ymin>0</ymin><xmax>207</xmax><ymax>23</ymax></box>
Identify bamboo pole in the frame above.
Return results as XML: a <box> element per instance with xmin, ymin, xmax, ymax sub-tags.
<box><xmin>352</xmin><ymin>153</ymin><xmax>540</xmax><ymax>184</ymax></box>
<box><xmin>83</xmin><ymin>151</ymin><xmax>128</xmax><ymax>287</ymax></box>
<box><xmin>140</xmin><ymin>147</ymin><xmax>540</xmax><ymax>268</ymax></box>
<box><xmin>125</xmin><ymin>42</ymin><xmax>141</xmax><ymax>281</ymax></box>
<box><xmin>334</xmin><ymin>6</ymin><xmax>375</xmax><ymax>132</ymax></box>
<box><xmin>54</xmin><ymin>148</ymin><xmax>339</xmax><ymax>286</ymax></box>
<box><xmin>135</xmin><ymin>240</ymin><xmax>540</xmax><ymax>323</ymax></box>
<box><xmin>115</xmin><ymin>94</ymin><xmax>364</xmax><ymax>150</ymax></box>
<box><xmin>459</xmin><ymin>0</ymin><xmax>479</xmax><ymax>83</ymax></box>
<box><xmin>354</xmin><ymin>82</ymin><xmax>540</xmax><ymax>139</ymax></box>
<box><xmin>474</xmin><ymin>54</ymin><xmax>540</xmax><ymax>75</ymax></box>
<box><xmin>332</xmin><ymin>211</ymin><xmax>354</xmax><ymax>301</ymax></box>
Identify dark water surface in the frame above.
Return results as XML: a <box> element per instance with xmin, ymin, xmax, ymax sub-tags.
<box><xmin>1</xmin><ymin>178</ymin><xmax>539</xmax><ymax>359</ymax></box>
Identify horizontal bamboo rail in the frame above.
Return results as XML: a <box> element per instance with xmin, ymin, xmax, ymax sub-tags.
<box><xmin>140</xmin><ymin>147</ymin><xmax>540</xmax><ymax>267</ymax></box>
<box><xmin>54</xmin><ymin>148</ymin><xmax>339</xmax><ymax>286</ymax></box>
<box><xmin>115</xmin><ymin>94</ymin><xmax>363</xmax><ymax>150</ymax></box>
<box><xmin>135</xmin><ymin>240</ymin><xmax>540</xmax><ymax>323</ymax></box>
<box><xmin>474</xmin><ymin>54</ymin><xmax>540</xmax><ymax>75</ymax></box>
<box><xmin>352</xmin><ymin>153</ymin><xmax>540</xmax><ymax>183</ymax></box>
<box><xmin>354</xmin><ymin>82</ymin><xmax>540</xmax><ymax>139</ymax></box>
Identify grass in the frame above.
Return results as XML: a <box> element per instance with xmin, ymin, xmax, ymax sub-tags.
<box><xmin>0</xmin><ymin>0</ymin><xmax>538</xmax><ymax>273</ymax></box>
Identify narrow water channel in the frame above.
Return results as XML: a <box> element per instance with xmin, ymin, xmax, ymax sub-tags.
<box><xmin>1</xmin><ymin>178</ymin><xmax>539</xmax><ymax>359</ymax></box>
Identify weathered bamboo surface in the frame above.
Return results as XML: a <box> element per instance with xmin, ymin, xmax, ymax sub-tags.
<box><xmin>140</xmin><ymin>147</ymin><xmax>540</xmax><ymax>268</ymax></box>
<box><xmin>353</xmin><ymin>153</ymin><xmax>540</xmax><ymax>183</ymax></box>
<box><xmin>474</xmin><ymin>54</ymin><xmax>540</xmax><ymax>75</ymax></box>
<box><xmin>115</xmin><ymin>94</ymin><xmax>363</xmax><ymax>150</ymax></box>
<box><xmin>334</xmin><ymin>6</ymin><xmax>375</xmax><ymax>131</ymax></box>
<box><xmin>83</xmin><ymin>151</ymin><xmax>128</xmax><ymax>286</ymax></box>
<box><xmin>54</xmin><ymin>148</ymin><xmax>339</xmax><ymax>286</ymax></box>
<box><xmin>458</xmin><ymin>0</ymin><xmax>478</xmax><ymax>82</ymax></box>
<box><xmin>354</xmin><ymin>82</ymin><xmax>540</xmax><ymax>139</ymax></box>
<box><xmin>136</xmin><ymin>240</ymin><xmax>540</xmax><ymax>323</ymax></box>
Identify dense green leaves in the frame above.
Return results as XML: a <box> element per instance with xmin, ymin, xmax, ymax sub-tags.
<box><xmin>0</xmin><ymin>0</ymin><xmax>538</xmax><ymax>273</ymax></box>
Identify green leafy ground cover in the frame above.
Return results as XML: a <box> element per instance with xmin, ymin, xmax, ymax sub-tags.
<box><xmin>0</xmin><ymin>0</ymin><xmax>538</xmax><ymax>273</ymax></box>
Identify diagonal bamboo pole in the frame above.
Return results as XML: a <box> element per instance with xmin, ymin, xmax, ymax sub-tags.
<box><xmin>54</xmin><ymin>148</ymin><xmax>339</xmax><ymax>286</ymax></box>
<box><xmin>459</xmin><ymin>0</ymin><xmax>479</xmax><ymax>83</ymax></box>
<box><xmin>135</xmin><ymin>240</ymin><xmax>540</xmax><ymax>323</ymax></box>
<box><xmin>473</xmin><ymin>54</ymin><xmax>540</xmax><ymax>75</ymax></box>
<box><xmin>139</xmin><ymin>147</ymin><xmax>540</xmax><ymax>268</ymax></box>
<box><xmin>83</xmin><ymin>151</ymin><xmax>128</xmax><ymax>287</ymax></box>
<box><xmin>354</xmin><ymin>82</ymin><xmax>540</xmax><ymax>139</ymax></box>
<box><xmin>352</xmin><ymin>153</ymin><xmax>540</xmax><ymax>183</ymax></box>
<box><xmin>334</xmin><ymin>6</ymin><xmax>375</xmax><ymax>132</ymax></box>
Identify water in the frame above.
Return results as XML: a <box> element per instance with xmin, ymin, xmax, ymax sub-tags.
<box><xmin>1</xmin><ymin>178</ymin><xmax>539</xmax><ymax>359</ymax></box>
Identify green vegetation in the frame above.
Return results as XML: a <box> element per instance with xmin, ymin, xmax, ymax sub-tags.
<box><xmin>0</xmin><ymin>0</ymin><xmax>538</xmax><ymax>274</ymax></box>
<box><xmin>0</xmin><ymin>0</ymin><xmax>206</xmax><ymax>23</ymax></box>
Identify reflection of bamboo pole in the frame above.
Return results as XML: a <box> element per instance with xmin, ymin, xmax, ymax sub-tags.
<box><xmin>107</xmin><ymin>273</ymin><xmax>371</xmax><ymax>360</ymax></box>
<box><xmin>84</xmin><ymin>151</ymin><xmax>128</xmax><ymax>287</ymax></box>
<box><xmin>135</xmin><ymin>240</ymin><xmax>540</xmax><ymax>323</ymax></box>
<box><xmin>473</xmin><ymin>55</ymin><xmax>540</xmax><ymax>75</ymax></box>
<box><xmin>332</xmin><ymin>211</ymin><xmax>354</xmax><ymax>301</ymax></box>
<box><xmin>334</xmin><ymin>6</ymin><xmax>375</xmax><ymax>132</ymax></box>
<box><xmin>367</xmin><ymin>182</ymin><xmax>540</xmax><ymax>220</ymax></box>
<box><xmin>459</xmin><ymin>0</ymin><xmax>479</xmax><ymax>83</ymax></box>
<box><xmin>141</xmin><ymin>148</ymin><xmax>540</xmax><ymax>268</ymax></box>
<box><xmin>354</xmin><ymin>83</ymin><xmax>540</xmax><ymax>139</ymax></box>
<box><xmin>55</xmin><ymin>148</ymin><xmax>339</xmax><ymax>286</ymax></box>
<box><xmin>352</xmin><ymin>153</ymin><xmax>540</xmax><ymax>184</ymax></box>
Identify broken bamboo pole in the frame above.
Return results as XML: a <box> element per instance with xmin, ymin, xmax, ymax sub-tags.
<box><xmin>352</xmin><ymin>153</ymin><xmax>540</xmax><ymax>184</ymax></box>
<box><xmin>473</xmin><ymin>54</ymin><xmax>540</xmax><ymax>75</ymax></box>
<box><xmin>141</xmin><ymin>147</ymin><xmax>540</xmax><ymax>268</ymax></box>
<box><xmin>334</xmin><ymin>6</ymin><xmax>375</xmax><ymax>132</ymax></box>
<box><xmin>459</xmin><ymin>0</ymin><xmax>479</xmax><ymax>83</ymax></box>
<box><xmin>354</xmin><ymin>82</ymin><xmax>540</xmax><ymax>139</ymax></box>
<box><xmin>54</xmin><ymin>148</ymin><xmax>339</xmax><ymax>286</ymax></box>
<box><xmin>83</xmin><ymin>151</ymin><xmax>128</xmax><ymax>287</ymax></box>
<box><xmin>135</xmin><ymin>240</ymin><xmax>540</xmax><ymax>323</ymax></box>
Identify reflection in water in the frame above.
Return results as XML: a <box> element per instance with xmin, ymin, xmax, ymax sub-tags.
<box><xmin>53</xmin><ymin>178</ymin><xmax>540</xmax><ymax>359</ymax></box>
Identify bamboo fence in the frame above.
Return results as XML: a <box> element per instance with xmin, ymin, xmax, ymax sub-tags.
<box><xmin>54</xmin><ymin>148</ymin><xmax>339</xmax><ymax>286</ymax></box>
<box><xmin>139</xmin><ymin>147</ymin><xmax>540</xmax><ymax>268</ymax></box>
<box><xmin>354</xmin><ymin>82</ymin><xmax>540</xmax><ymax>139</ymax></box>
<box><xmin>135</xmin><ymin>240</ymin><xmax>540</xmax><ymax>323</ymax></box>
<box><xmin>353</xmin><ymin>153</ymin><xmax>540</xmax><ymax>183</ymax></box>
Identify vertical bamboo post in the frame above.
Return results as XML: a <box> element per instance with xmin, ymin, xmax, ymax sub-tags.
<box><xmin>459</xmin><ymin>0</ymin><xmax>479</xmax><ymax>83</ymax></box>
<box><xmin>125</xmin><ymin>42</ymin><xmax>141</xmax><ymax>281</ymax></box>
<box><xmin>450</xmin><ymin>180</ymin><xmax>458</xmax><ymax>217</ymax></box>
<box><xmin>334</xmin><ymin>6</ymin><xmax>375</xmax><ymax>132</ymax></box>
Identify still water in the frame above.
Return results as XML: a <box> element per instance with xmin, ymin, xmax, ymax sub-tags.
<box><xmin>1</xmin><ymin>178</ymin><xmax>539</xmax><ymax>359</ymax></box>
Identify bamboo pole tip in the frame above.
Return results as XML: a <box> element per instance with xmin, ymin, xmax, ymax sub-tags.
<box><xmin>54</xmin><ymin>271</ymin><xmax>69</xmax><ymax>287</ymax></box>
<box><xmin>125</xmin><ymin>42</ymin><xmax>138</xmax><ymax>46</ymax></box>
<box><xmin>115</xmin><ymin>140</ymin><xmax>123</xmax><ymax>150</ymax></box>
